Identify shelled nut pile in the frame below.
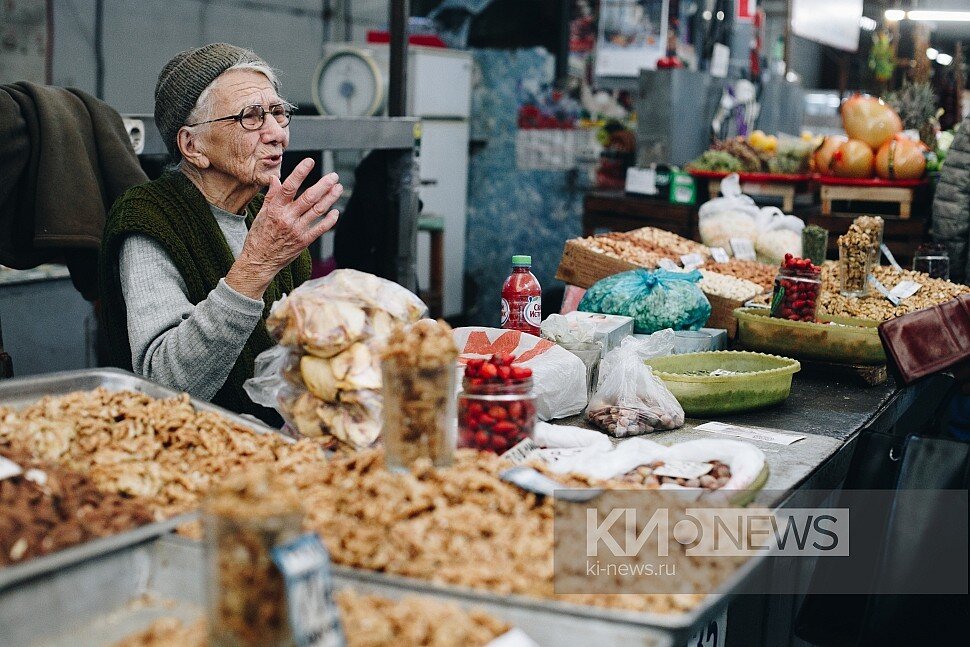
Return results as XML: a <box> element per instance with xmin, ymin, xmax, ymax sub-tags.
<box><xmin>703</xmin><ymin>259</ymin><xmax>776</xmax><ymax>291</ymax></box>
<box><xmin>0</xmin><ymin>450</ymin><xmax>154</xmax><ymax>566</ymax></box>
<box><xmin>615</xmin><ymin>460</ymin><xmax>733</xmax><ymax>490</ymax></box>
<box><xmin>112</xmin><ymin>591</ymin><xmax>510</xmax><ymax>647</ymax></box>
<box><xmin>293</xmin><ymin>448</ymin><xmax>745</xmax><ymax>614</ymax></box>
<box><xmin>697</xmin><ymin>269</ymin><xmax>763</xmax><ymax>302</ymax></box>
<box><xmin>0</xmin><ymin>389</ymin><xmax>326</xmax><ymax>520</ymax></box>
<box><xmin>819</xmin><ymin>263</ymin><xmax>970</xmax><ymax>321</ymax></box>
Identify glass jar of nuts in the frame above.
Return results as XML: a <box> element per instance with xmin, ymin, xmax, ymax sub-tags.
<box><xmin>381</xmin><ymin>320</ymin><xmax>459</xmax><ymax>472</ymax></box>
<box><xmin>838</xmin><ymin>231</ymin><xmax>874</xmax><ymax>297</ymax></box>
<box><xmin>204</xmin><ymin>469</ymin><xmax>303</xmax><ymax>647</ymax></box>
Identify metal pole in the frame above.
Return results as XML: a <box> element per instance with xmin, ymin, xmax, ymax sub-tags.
<box><xmin>389</xmin><ymin>0</ymin><xmax>409</xmax><ymax>117</ymax></box>
<box><xmin>783</xmin><ymin>0</ymin><xmax>791</xmax><ymax>76</ymax></box>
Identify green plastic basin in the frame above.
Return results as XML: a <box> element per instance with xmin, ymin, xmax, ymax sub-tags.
<box><xmin>734</xmin><ymin>307</ymin><xmax>885</xmax><ymax>365</ymax></box>
<box><xmin>644</xmin><ymin>351</ymin><xmax>800</xmax><ymax>416</ymax></box>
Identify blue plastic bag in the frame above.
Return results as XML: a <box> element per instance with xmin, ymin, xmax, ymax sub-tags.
<box><xmin>578</xmin><ymin>269</ymin><xmax>711</xmax><ymax>334</ymax></box>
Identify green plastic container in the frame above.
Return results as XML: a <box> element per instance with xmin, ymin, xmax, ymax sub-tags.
<box><xmin>734</xmin><ymin>307</ymin><xmax>886</xmax><ymax>365</ymax></box>
<box><xmin>644</xmin><ymin>351</ymin><xmax>800</xmax><ymax>416</ymax></box>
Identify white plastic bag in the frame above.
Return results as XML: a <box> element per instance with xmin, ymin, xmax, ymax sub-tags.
<box><xmin>585</xmin><ymin>336</ymin><xmax>684</xmax><ymax>437</ymax></box>
<box><xmin>597</xmin><ymin>331</ymin><xmax>674</xmax><ymax>388</ymax></box>
<box><xmin>755</xmin><ymin>206</ymin><xmax>805</xmax><ymax>264</ymax></box>
<box><xmin>697</xmin><ymin>173</ymin><xmax>760</xmax><ymax>252</ymax></box>
<box><xmin>453</xmin><ymin>327</ymin><xmax>587</xmax><ymax>421</ymax></box>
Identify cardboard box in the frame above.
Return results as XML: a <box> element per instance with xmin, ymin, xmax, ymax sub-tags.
<box><xmin>564</xmin><ymin>311</ymin><xmax>635</xmax><ymax>358</ymax></box>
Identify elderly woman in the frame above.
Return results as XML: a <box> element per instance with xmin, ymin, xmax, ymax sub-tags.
<box><xmin>99</xmin><ymin>43</ymin><xmax>342</xmax><ymax>423</ymax></box>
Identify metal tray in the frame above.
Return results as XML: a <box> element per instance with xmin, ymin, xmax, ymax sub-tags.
<box><xmin>0</xmin><ymin>535</ymin><xmax>677</xmax><ymax>647</ymax></box>
<box><xmin>0</xmin><ymin>368</ymin><xmax>282</xmax><ymax>591</ymax></box>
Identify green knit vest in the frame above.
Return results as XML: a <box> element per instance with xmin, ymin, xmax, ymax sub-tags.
<box><xmin>99</xmin><ymin>170</ymin><xmax>310</xmax><ymax>423</ymax></box>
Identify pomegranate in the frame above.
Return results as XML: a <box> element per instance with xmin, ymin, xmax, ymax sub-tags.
<box><xmin>841</xmin><ymin>94</ymin><xmax>903</xmax><ymax>150</ymax></box>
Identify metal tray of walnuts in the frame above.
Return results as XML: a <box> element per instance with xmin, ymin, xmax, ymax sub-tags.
<box><xmin>0</xmin><ymin>368</ymin><xmax>282</xmax><ymax>591</ymax></box>
<box><xmin>0</xmin><ymin>534</ymin><xmax>678</xmax><ymax>647</ymax></box>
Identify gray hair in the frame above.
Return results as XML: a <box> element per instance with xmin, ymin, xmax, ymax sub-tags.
<box><xmin>176</xmin><ymin>58</ymin><xmax>285</xmax><ymax>170</ymax></box>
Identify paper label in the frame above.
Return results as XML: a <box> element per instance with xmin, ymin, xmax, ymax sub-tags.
<box><xmin>524</xmin><ymin>296</ymin><xmax>542</xmax><ymax>327</ymax></box>
<box><xmin>710</xmin><ymin>247</ymin><xmax>730</xmax><ymax>263</ymax></box>
<box><xmin>730</xmin><ymin>238</ymin><xmax>757</xmax><ymax>261</ymax></box>
<box><xmin>0</xmin><ymin>456</ymin><xmax>23</xmax><ymax>481</ymax></box>
<box><xmin>695</xmin><ymin>421</ymin><xmax>806</xmax><ymax>445</ymax></box>
<box><xmin>868</xmin><ymin>274</ymin><xmax>900</xmax><ymax>306</ymax></box>
<box><xmin>658</xmin><ymin>258</ymin><xmax>680</xmax><ymax>271</ymax></box>
<box><xmin>653</xmin><ymin>460</ymin><xmax>714</xmax><ymax>480</ymax></box>
<box><xmin>271</xmin><ymin>534</ymin><xmax>345</xmax><ymax>647</ymax></box>
<box><xmin>881</xmin><ymin>244</ymin><xmax>903</xmax><ymax>272</ymax></box>
<box><xmin>486</xmin><ymin>628</ymin><xmax>542</xmax><ymax>647</ymax></box>
<box><xmin>710</xmin><ymin>43</ymin><xmax>730</xmax><ymax>78</ymax></box>
<box><xmin>680</xmin><ymin>253</ymin><xmax>705</xmax><ymax>270</ymax></box>
<box><xmin>501</xmin><ymin>438</ymin><xmax>541</xmax><ymax>465</ymax></box>
<box><xmin>889</xmin><ymin>280</ymin><xmax>922</xmax><ymax>300</ymax></box>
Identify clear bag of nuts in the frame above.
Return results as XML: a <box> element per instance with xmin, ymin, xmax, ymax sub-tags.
<box><xmin>203</xmin><ymin>468</ymin><xmax>304</xmax><ymax>647</ymax></box>
<box><xmin>380</xmin><ymin>320</ymin><xmax>459</xmax><ymax>471</ymax></box>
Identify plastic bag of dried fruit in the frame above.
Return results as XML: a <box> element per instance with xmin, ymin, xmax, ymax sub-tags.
<box><xmin>585</xmin><ymin>337</ymin><xmax>684</xmax><ymax>437</ymax></box>
<box><xmin>244</xmin><ymin>269</ymin><xmax>427</xmax><ymax>449</ymax></box>
<box><xmin>452</xmin><ymin>327</ymin><xmax>587</xmax><ymax>421</ymax></box>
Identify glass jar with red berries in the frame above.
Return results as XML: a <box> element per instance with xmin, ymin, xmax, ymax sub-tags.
<box><xmin>458</xmin><ymin>354</ymin><xmax>537</xmax><ymax>455</ymax></box>
<box><xmin>770</xmin><ymin>254</ymin><xmax>822</xmax><ymax>323</ymax></box>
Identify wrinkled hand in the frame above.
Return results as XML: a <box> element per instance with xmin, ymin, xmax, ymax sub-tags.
<box><xmin>227</xmin><ymin>158</ymin><xmax>342</xmax><ymax>299</ymax></box>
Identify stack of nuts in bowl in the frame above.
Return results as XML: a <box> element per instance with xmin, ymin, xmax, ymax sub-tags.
<box><xmin>458</xmin><ymin>354</ymin><xmax>535</xmax><ymax>454</ymax></box>
<box><xmin>770</xmin><ymin>254</ymin><xmax>822</xmax><ymax>322</ymax></box>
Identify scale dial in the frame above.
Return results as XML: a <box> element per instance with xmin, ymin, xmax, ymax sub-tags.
<box><xmin>312</xmin><ymin>47</ymin><xmax>385</xmax><ymax>117</ymax></box>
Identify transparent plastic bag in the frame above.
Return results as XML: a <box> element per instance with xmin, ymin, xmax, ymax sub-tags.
<box><xmin>755</xmin><ymin>206</ymin><xmax>805</xmax><ymax>264</ymax></box>
<box><xmin>578</xmin><ymin>269</ymin><xmax>711</xmax><ymax>334</ymax></box>
<box><xmin>585</xmin><ymin>338</ymin><xmax>684</xmax><ymax>438</ymax></box>
<box><xmin>245</xmin><ymin>269</ymin><xmax>427</xmax><ymax>448</ymax></box>
<box><xmin>697</xmin><ymin>173</ymin><xmax>760</xmax><ymax>251</ymax></box>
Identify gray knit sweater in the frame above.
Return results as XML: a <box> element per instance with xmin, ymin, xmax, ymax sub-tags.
<box><xmin>119</xmin><ymin>203</ymin><xmax>264</xmax><ymax>399</ymax></box>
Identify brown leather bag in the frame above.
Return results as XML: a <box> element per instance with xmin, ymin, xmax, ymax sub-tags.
<box><xmin>877</xmin><ymin>293</ymin><xmax>970</xmax><ymax>385</ymax></box>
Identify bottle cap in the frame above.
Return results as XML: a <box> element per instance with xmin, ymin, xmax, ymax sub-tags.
<box><xmin>511</xmin><ymin>255</ymin><xmax>532</xmax><ymax>266</ymax></box>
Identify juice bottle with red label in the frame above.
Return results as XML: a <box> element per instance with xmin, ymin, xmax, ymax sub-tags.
<box><xmin>501</xmin><ymin>255</ymin><xmax>542</xmax><ymax>335</ymax></box>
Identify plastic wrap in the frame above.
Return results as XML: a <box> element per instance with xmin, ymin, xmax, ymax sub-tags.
<box><xmin>697</xmin><ymin>173</ymin><xmax>760</xmax><ymax>252</ymax></box>
<box><xmin>578</xmin><ymin>269</ymin><xmax>711</xmax><ymax>334</ymax></box>
<box><xmin>244</xmin><ymin>269</ymin><xmax>427</xmax><ymax>448</ymax></box>
<box><xmin>584</xmin><ymin>338</ymin><xmax>684</xmax><ymax>438</ymax></box>
<box><xmin>754</xmin><ymin>207</ymin><xmax>805</xmax><ymax>265</ymax></box>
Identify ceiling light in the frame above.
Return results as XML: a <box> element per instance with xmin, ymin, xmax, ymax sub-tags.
<box><xmin>926</xmin><ymin>47</ymin><xmax>939</xmax><ymax>60</ymax></box>
<box><xmin>884</xmin><ymin>9</ymin><xmax>905</xmax><ymax>21</ymax></box>
<box><xmin>702</xmin><ymin>10</ymin><xmax>712</xmax><ymax>20</ymax></box>
<box><xmin>937</xmin><ymin>53</ymin><xmax>953</xmax><ymax>65</ymax></box>
<box><xmin>716</xmin><ymin>10</ymin><xmax>724</xmax><ymax>20</ymax></box>
<box><xmin>907</xmin><ymin>10</ymin><xmax>970</xmax><ymax>22</ymax></box>
<box><xmin>859</xmin><ymin>16</ymin><xmax>877</xmax><ymax>31</ymax></box>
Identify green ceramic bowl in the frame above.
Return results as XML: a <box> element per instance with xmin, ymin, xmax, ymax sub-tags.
<box><xmin>644</xmin><ymin>351</ymin><xmax>800</xmax><ymax>416</ymax></box>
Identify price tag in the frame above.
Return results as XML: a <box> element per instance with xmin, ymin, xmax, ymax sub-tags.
<box><xmin>889</xmin><ymin>280</ymin><xmax>922</xmax><ymax>300</ymax></box>
<box><xmin>653</xmin><ymin>461</ymin><xmax>714</xmax><ymax>480</ymax></box>
<box><xmin>730</xmin><ymin>238</ymin><xmax>756</xmax><ymax>261</ymax></box>
<box><xmin>271</xmin><ymin>534</ymin><xmax>345</xmax><ymax>647</ymax></box>
<box><xmin>695</xmin><ymin>421</ymin><xmax>805</xmax><ymax>445</ymax></box>
<box><xmin>881</xmin><ymin>244</ymin><xmax>903</xmax><ymax>272</ymax></box>
<box><xmin>710</xmin><ymin>247</ymin><xmax>730</xmax><ymax>263</ymax></box>
<box><xmin>501</xmin><ymin>438</ymin><xmax>541</xmax><ymax>465</ymax></box>
<box><xmin>868</xmin><ymin>274</ymin><xmax>900</xmax><ymax>306</ymax></box>
<box><xmin>0</xmin><ymin>456</ymin><xmax>23</xmax><ymax>481</ymax></box>
<box><xmin>658</xmin><ymin>258</ymin><xmax>680</xmax><ymax>271</ymax></box>
<box><xmin>680</xmin><ymin>253</ymin><xmax>705</xmax><ymax>270</ymax></box>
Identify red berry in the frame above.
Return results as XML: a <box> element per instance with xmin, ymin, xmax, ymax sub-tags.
<box><xmin>478</xmin><ymin>414</ymin><xmax>496</xmax><ymax>428</ymax></box>
<box><xmin>491</xmin><ymin>435</ymin><xmax>509</xmax><ymax>452</ymax></box>
<box><xmin>488</xmin><ymin>406</ymin><xmax>508</xmax><ymax>420</ymax></box>
<box><xmin>497</xmin><ymin>366</ymin><xmax>511</xmax><ymax>380</ymax></box>
<box><xmin>480</xmin><ymin>363</ymin><xmax>498</xmax><ymax>379</ymax></box>
<box><xmin>475</xmin><ymin>430</ymin><xmax>490</xmax><ymax>447</ymax></box>
<box><xmin>493</xmin><ymin>421</ymin><xmax>518</xmax><ymax>436</ymax></box>
<box><xmin>507</xmin><ymin>401</ymin><xmax>523</xmax><ymax>419</ymax></box>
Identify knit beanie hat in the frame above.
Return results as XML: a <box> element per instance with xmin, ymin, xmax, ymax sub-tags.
<box><xmin>154</xmin><ymin>43</ymin><xmax>275</xmax><ymax>159</ymax></box>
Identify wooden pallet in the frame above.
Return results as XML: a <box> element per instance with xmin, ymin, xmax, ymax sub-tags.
<box><xmin>820</xmin><ymin>184</ymin><xmax>914</xmax><ymax>219</ymax></box>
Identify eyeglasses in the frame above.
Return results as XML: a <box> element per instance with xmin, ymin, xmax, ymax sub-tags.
<box><xmin>185</xmin><ymin>103</ymin><xmax>295</xmax><ymax>130</ymax></box>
